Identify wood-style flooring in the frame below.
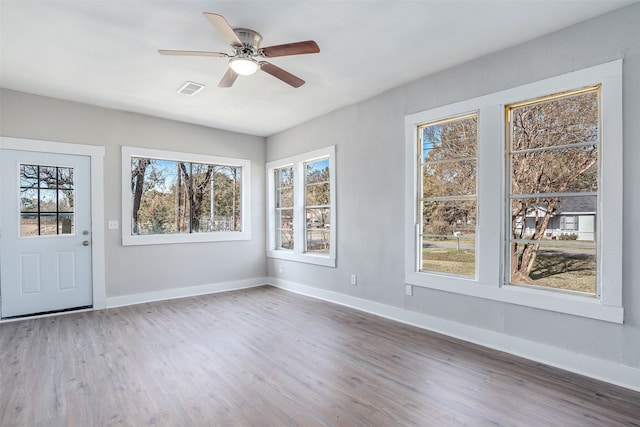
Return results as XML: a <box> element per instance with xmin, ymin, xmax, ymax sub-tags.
<box><xmin>1</xmin><ymin>285</ymin><xmax>639</xmax><ymax>426</ymax></box>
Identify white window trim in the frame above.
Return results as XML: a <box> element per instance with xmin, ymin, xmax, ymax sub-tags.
<box><xmin>404</xmin><ymin>60</ymin><xmax>623</xmax><ymax>323</ymax></box>
<box><xmin>121</xmin><ymin>146</ymin><xmax>251</xmax><ymax>246</ymax></box>
<box><xmin>266</xmin><ymin>146</ymin><xmax>336</xmax><ymax>267</ymax></box>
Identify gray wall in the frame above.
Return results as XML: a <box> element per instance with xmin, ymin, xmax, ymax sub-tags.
<box><xmin>266</xmin><ymin>4</ymin><xmax>640</xmax><ymax>371</ymax></box>
<box><xmin>1</xmin><ymin>3</ymin><xmax>638</xmax><ymax>381</ymax></box>
<box><xmin>0</xmin><ymin>90</ymin><xmax>267</xmax><ymax>298</ymax></box>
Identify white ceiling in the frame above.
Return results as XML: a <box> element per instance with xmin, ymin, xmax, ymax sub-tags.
<box><xmin>1</xmin><ymin>1</ymin><xmax>636</xmax><ymax>137</ymax></box>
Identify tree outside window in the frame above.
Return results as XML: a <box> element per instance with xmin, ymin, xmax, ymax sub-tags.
<box><xmin>130</xmin><ymin>157</ymin><xmax>242</xmax><ymax>236</ymax></box>
<box><xmin>507</xmin><ymin>87</ymin><xmax>599</xmax><ymax>295</ymax></box>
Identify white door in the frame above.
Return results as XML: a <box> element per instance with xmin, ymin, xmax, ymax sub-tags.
<box><xmin>0</xmin><ymin>149</ymin><xmax>93</xmax><ymax>318</ymax></box>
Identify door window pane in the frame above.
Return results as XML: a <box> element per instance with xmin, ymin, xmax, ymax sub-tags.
<box><xmin>20</xmin><ymin>188</ymin><xmax>38</xmax><ymax>212</ymax></box>
<box><xmin>58</xmin><ymin>213</ymin><xmax>74</xmax><ymax>235</ymax></box>
<box><xmin>19</xmin><ymin>164</ymin><xmax>75</xmax><ymax>237</ymax></box>
<box><xmin>39</xmin><ymin>166</ymin><xmax>58</xmax><ymax>188</ymax></box>
<box><xmin>58</xmin><ymin>190</ymin><xmax>74</xmax><ymax>212</ymax></box>
<box><xmin>39</xmin><ymin>213</ymin><xmax>57</xmax><ymax>236</ymax></box>
<box><xmin>39</xmin><ymin>189</ymin><xmax>57</xmax><ymax>212</ymax></box>
<box><xmin>58</xmin><ymin>167</ymin><xmax>74</xmax><ymax>189</ymax></box>
<box><xmin>20</xmin><ymin>214</ymin><xmax>38</xmax><ymax>237</ymax></box>
<box><xmin>20</xmin><ymin>165</ymin><xmax>38</xmax><ymax>187</ymax></box>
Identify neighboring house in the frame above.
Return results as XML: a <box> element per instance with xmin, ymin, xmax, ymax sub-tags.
<box><xmin>517</xmin><ymin>196</ymin><xmax>596</xmax><ymax>241</ymax></box>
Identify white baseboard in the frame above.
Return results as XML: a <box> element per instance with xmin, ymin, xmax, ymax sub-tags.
<box><xmin>268</xmin><ymin>277</ymin><xmax>640</xmax><ymax>393</ymax></box>
<box><xmin>106</xmin><ymin>277</ymin><xmax>268</xmax><ymax>308</ymax></box>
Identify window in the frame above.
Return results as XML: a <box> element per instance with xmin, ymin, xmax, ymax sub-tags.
<box><xmin>122</xmin><ymin>147</ymin><xmax>251</xmax><ymax>245</ymax></box>
<box><xmin>267</xmin><ymin>146</ymin><xmax>336</xmax><ymax>267</ymax></box>
<box><xmin>418</xmin><ymin>113</ymin><xmax>478</xmax><ymax>277</ymax></box>
<box><xmin>275</xmin><ymin>166</ymin><xmax>294</xmax><ymax>250</ymax></box>
<box><xmin>304</xmin><ymin>158</ymin><xmax>331</xmax><ymax>254</ymax></box>
<box><xmin>507</xmin><ymin>88</ymin><xmax>599</xmax><ymax>295</ymax></box>
<box><xmin>19</xmin><ymin>164</ymin><xmax>75</xmax><ymax>236</ymax></box>
<box><xmin>405</xmin><ymin>61</ymin><xmax>623</xmax><ymax>323</ymax></box>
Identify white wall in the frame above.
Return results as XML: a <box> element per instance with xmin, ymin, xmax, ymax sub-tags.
<box><xmin>0</xmin><ymin>90</ymin><xmax>267</xmax><ymax>300</ymax></box>
<box><xmin>266</xmin><ymin>4</ymin><xmax>640</xmax><ymax>388</ymax></box>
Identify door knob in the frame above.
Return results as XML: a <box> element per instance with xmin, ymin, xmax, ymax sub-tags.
<box><xmin>82</xmin><ymin>240</ymin><xmax>90</xmax><ymax>246</ymax></box>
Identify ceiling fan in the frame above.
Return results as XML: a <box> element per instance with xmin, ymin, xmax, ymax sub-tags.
<box><xmin>159</xmin><ymin>12</ymin><xmax>320</xmax><ymax>88</ymax></box>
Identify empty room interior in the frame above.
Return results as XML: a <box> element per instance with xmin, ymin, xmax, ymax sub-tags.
<box><xmin>1</xmin><ymin>1</ymin><xmax>640</xmax><ymax>425</ymax></box>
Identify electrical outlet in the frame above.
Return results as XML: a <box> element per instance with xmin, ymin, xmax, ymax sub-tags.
<box><xmin>405</xmin><ymin>284</ymin><xmax>413</xmax><ymax>296</ymax></box>
<box><xmin>278</xmin><ymin>265</ymin><xmax>283</xmax><ymax>274</ymax></box>
<box><xmin>350</xmin><ymin>274</ymin><xmax>357</xmax><ymax>285</ymax></box>
<box><xmin>108</xmin><ymin>220</ymin><xmax>119</xmax><ymax>230</ymax></box>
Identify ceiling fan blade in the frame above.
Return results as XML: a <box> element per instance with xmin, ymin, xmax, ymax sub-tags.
<box><xmin>260</xmin><ymin>62</ymin><xmax>305</xmax><ymax>88</ymax></box>
<box><xmin>218</xmin><ymin>68</ymin><xmax>239</xmax><ymax>88</ymax></box>
<box><xmin>158</xmin><ymin>50</ymin><xmax>228</xmax><ymax>57</ymax></box>
<box><xmin>203</xmin><ymin>12</ymin><xmax>242</xmax><ymax>48</ymax></box>
<box><xmin>261</xmin><ymin>40</ymin><xmax>320</xmax><ymax>58</ymax></box>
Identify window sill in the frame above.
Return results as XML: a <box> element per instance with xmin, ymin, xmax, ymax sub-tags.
<box><xmin>405</xmin><ymin>271</ymin><xmax>623</xmax><ymax>323</ymax></box>
<box><xmin>268</xmin><ymin>249</ymin><xmax>336</xmax><ymax>268</ymax></box>
<box><xmin>122</xmin><ymin>230</ymin><xmax>250</xmax><ymax>246</ymax></box>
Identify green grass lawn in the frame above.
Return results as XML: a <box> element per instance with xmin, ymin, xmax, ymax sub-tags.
<box><xmin>527</xmin><ymin>253</ymin><xmax>596</xmax><ymax>294</ymax></box>
<box><xmin>422</xmin><ymin>248</ymin><xmax>475</xmax><ymax>276</ymax></box>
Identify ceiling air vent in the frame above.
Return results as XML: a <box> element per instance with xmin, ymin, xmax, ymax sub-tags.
<box><xmin>177</xmin><ymin>81</ymin><xmax>205</xmax><ymax>96</ymax></box>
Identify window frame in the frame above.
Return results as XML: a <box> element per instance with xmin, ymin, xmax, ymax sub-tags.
<box><xmin>266</xmin><ymin>146</ymin><xmax>336</xmax><ymax>267</ymax></box>
<box><xmin>121</xmin><ymin>146</ymin><xmax>251</xmax><ymax>246</ymax></box>
<box><xmin>404</xmin><ymin>60</ymin><xmax>623</xmax><ymax>323</ymax></box>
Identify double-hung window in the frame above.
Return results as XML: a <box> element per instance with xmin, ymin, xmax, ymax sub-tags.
<box><xmin>418</xmin><ymin>113</ymin><xmax>478</xmax><ymax>277</ymax></box>
<box><xmin>507</xmin><ymin>87</ymin><xmax>599</xmax><ymax>294</ymax></box>
<box><xmin>405</xmin><ymin>61</ymin><xmax>623</xmax><ymax>323</ymax></box>
<box><xmin>267</xmin><ymin>146</ymin><xmax>336</xmax><ymax>267</ymax></box>
<box><xmin>274</xmin><ymin>166</ymin><xmax>294</xmax><ymax>250</ymax></box>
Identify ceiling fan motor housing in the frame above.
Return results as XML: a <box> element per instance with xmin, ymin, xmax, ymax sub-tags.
<box><xmin>233</xmin><ymin>28</ymin><xmax>263</xmax><ymax>55</ymax></box>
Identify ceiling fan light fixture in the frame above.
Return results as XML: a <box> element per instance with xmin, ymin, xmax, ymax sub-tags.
<box><xmin>229</xmin><ymin>57</ymin><xmax>259</xmax><ymax>76</ymax></box>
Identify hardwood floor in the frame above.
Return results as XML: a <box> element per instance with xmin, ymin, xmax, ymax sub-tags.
<box><xmin>1</xmin><ymin>286</ymin><xmax>639</xmax><ymax>426</ymax></box>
